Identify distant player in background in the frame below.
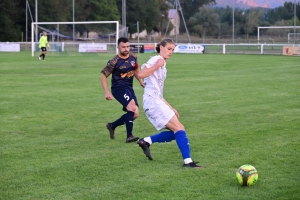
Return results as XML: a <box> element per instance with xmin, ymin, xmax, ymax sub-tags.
<box><xmin>101</xmin><ymin>37</ymin><xmax>144</xmax><ymax>143</ymax></box>
<box><xmin>38</xmin><ymin>31</ymin><xmax>49</xmax><ymax>61</ymax></box>
<box><xmin>136</xmin><ymin>38</ymin><xmax>203</xmax><ymax>168</ymax></box>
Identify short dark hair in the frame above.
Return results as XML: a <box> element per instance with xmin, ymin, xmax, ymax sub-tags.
<box><xmin>118</xmin><ymin>37</ymin><xmax>129</xmax><ymax>45</ymax></box>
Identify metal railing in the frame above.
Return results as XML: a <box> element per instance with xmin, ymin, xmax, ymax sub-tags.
<box><xmin>1</xmin><ymin>42</ymin><xmax>299</xmax><ymax>55</ymax></box>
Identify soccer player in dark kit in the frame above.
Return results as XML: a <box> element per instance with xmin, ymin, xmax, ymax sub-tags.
<box><xmin>101</xmin><ymin>37</ymin><xmax>144</xmax><ymax>143</ymax></box>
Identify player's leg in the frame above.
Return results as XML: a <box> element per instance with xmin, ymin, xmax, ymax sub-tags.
<box><xmin>108</xmin><ymin>88</ymin><xmax>139</xmax><ymax>142</ymax></box>
<box><xmin>106</xmin><ymin>89</ymin><xmax>127</xmax><ymax>140</ymax></box>
<box><xmin>43</xmin><ymin>48</ymin><xmax>47</xmax><ymax>60</ymax></box>
<box><xmin>137</xmin><ymin>97</ymin><xmax>175</xmax><ymax>160</ymax></box>
<box><xmin>39</xmin><ymin>48</ymin><xmax>44</xmax><ymax>60</ymax></box>
<box><xmin>124</xmin><ymin>92</ymin><xmax>139</xmax><ymax>143</ymax></box>
<box><xmin>39</xmin><ymin>47</ymin><xmax>46</xmax><ymax>60</ymax></box>
<box><xmin>166</xmin><ymin>116</ymin><xmax>203</xmax><ymax>168</ymax></box>
<box><xmin>106</xmin><ymin>109</ymin><xmax>134</xmax><ymax>141</ymax></box>
<box><xmin>106</xmin><ymin>113</ymin><xmax>126</xmax><ymax>139</ymax></box>
<box><xmin>138</xmin><ymin>96</ymin><xmax>203</xmax><ymax>167</ymax></box>
<box><xmin>145</xmin><ymin>130</ymin><xmax>175</xmax><ymax>144</ymax></box>
<box><xmin>137</xmin><ymin>130</ymin><xmax>175</xmax><ymax>160</ymax></box>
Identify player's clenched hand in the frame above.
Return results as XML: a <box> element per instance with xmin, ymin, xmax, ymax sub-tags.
<box><xmin>105</xmin><ymin>93</ymin><xmax>113</xmax><ymax>100</ymax></box>
<box><xmin>140</xmin><ymin>80</ymin><xmax>145</xmax><ymax>88</ymax></box>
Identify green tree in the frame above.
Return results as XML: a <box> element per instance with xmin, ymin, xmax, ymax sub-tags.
<box><xmin>266</xmin><ymin>2</ymin><xmax>295</xmax><ymax>24</ymax></box>
<box><xmin>144</xmin><ymin>0</ymin><xmax>161</xmax><ymax>33</ymax></box>
<box><xmin>290</xmin><ymin>17</ymin><xmax>300</xmax><ymax>26</ymax></box>
<box><xmin>244</xmin><ymin>9</ymin><xmax>263</xmax><ymax>39</ymax></box>
<box><xmin>116</xmin><ymin>0</ymin><xmax>165</xmax><ymax>37</ymax></box>
<box><xmin>266</xmin><ymin>19</ymin><xmax>291</xmax><ymax>37</ymax></box>
<box><xmin>27</xmin><ymin>0</ymin><xmax>120</xmax><ymax>22</ymax></box>
<box><xmin>167</xmin><ymin>0</ymin><xmax>216</xmax><ymax>33</ymax></box>
<box><xmin>189</xmin><ymin>6</ymin><xmax>219</xmax><ymax>39</ymax></box>
<box><xmin>213</xmin><ymin>6</ymin><xmax>246</xmax><ymax>38</ymax></box>
<box><xmin>27</xmin><ymin>0</ymin><xmax>72</xmax><ymax>23</ymax></box>
<box><xmin>0</xmin><ymin>0</ymin><xmax>23</xmax><ymax>41</ymax></box>
<box><xmin>26</xmin><ymin>0</ymin><xmax>120</xmax><ymax>38</ymax></box>
<box><xmin>118</xmin><ymin>0</ymin><xmax>147</xmax><ymax>35</ymax></box>
<box><xmin>74</xmin><ymin>0</ymin><xmax>119</xmax><ymax>21</ymax></box>
<box><xmin>74</xmin><ymin>0</ymin><xmax>120</xmax><ymax>37</ymax></box>
<box><xmin>155</xmin><ymin>0</ymin><xmax>170</xmax><ymax>33</ymax></box>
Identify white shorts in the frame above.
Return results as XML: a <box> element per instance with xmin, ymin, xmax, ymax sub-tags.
<box><xmin>143</xmin><ymin>94</ymin><xmax>175</xmax><ymax>130</ymax></box>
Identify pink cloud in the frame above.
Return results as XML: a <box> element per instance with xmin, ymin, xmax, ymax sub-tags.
<box><xmin>237</xmin><ymin>0</ymin><xmax>271</xmax><ymax>8</ymax></box>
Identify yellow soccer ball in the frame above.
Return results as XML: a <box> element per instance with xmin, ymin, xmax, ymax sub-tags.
<box><xmin>236</xmin><ymin>164</ymin><xmax>258</xmax><ymax>186</ymax></box>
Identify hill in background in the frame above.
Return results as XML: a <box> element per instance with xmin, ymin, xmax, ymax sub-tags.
<box><xmin>214</xmin><ymin>0</ymin><xmax>286</xmax><ymax>9</ymax></box>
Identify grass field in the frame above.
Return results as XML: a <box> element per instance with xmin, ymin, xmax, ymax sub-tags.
<box><xmin>0</xmin><ymin>52</ymin><xmax>299</xmax><ymax>200</ymax></box>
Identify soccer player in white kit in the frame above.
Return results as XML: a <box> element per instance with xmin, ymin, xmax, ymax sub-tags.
<box><xmin>137</xmin><ymin>38</ymin><xmax>203</xmax><ymax>168</ymax></box>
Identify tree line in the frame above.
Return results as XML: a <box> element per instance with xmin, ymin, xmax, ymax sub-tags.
<box><xmin>189</xmin><ymin>1</ymin><xmax>300</xmax><ymax>40</ymax></box>
<box><xmin>0</xmin><ymin>0</ymin><xmax>299</xmax><ymax>42</ymax></box>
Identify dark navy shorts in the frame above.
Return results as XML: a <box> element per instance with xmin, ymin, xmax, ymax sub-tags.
<box><xmin>41</xmin><ymin>47</ymin><xmax>47</xmax><ymax>51</ymax></box>
<box><xmin>112</xmin><ymin>87</ymin><xmax>139</xmax><ymax>111</ymax></box>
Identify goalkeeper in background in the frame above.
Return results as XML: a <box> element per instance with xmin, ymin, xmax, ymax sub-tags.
<box><xmin>38</xmin><ymin>31</ymin><xmax>49</xmax><ymax>61</ymax></box>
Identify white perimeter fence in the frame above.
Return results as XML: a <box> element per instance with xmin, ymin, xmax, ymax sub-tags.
<box><xmin>1</xmin><ymin>42</ymin><xmax>300</xmax><ymax>55</ymax></box>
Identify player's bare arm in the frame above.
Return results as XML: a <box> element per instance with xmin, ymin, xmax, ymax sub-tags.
<box><xmin>134</xmin><ymin>68</ymin><xmax>144</xmax><ymax>87</ymax></box>
<box><xmin>101</xmin><ymin>74</ymin><xmax>113</xmax><ymax>100</ymax></box>
<box><xmin>138</xmin><ymin>58</ymin><xmax>165</xmax><ymax>79</ymax></box>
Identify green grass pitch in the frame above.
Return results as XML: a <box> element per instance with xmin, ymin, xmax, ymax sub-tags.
<box><xmin>0</xmin><ymin>52</ymin><xmax>299</xmax><ymax>199</ymax></box>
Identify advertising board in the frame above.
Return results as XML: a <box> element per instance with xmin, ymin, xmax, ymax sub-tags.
<box><xmin>174</xmin><ymin>44</ymin><xmax>205</xmax><ymax>54</ymax></box>
<box><xmin>78</xmin><ymin>43</ymin><xmax>107</xmax><ymax>52</ymax></box>
<box><xmin>283</xmin><ymin>46</ymin><xmax>300</xmax><ymax>56</ymax></box>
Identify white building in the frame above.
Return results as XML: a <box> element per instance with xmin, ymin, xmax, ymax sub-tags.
<box><xmin>168</xmin><ymin>9</ymin><xmax>180</xmax><ymax>36</ymax></box>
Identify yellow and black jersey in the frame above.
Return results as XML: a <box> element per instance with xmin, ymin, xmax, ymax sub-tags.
<box><xmin>101</xmin><ymin>52</ymin><xmax>138</xmax><ymax>89</ymax></box>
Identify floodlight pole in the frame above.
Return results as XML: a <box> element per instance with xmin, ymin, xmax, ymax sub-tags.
<box><xmin>176</xmin><ymin>0</ymin><xmax>191</xmax><ymax>43</ymax></box>
<box><xmin>164</xmin><ymin>2</ymin><xmax>176</xmax><ymax>38</ymax></box>
<box><xmin>35</xmin><ymin>0</ymin><xmax>38</xmax><ymax>43</ymax></box>
<box><xmin>294</xmin><ymin>0</ymin><xmax>296</xmax><ymax>44</ymax></box>
<box><xmin>165</xmin><ymin>0</ymin><xmax>190</xmax><ymax>43</ymax></box>
<box><xmin>122</xmin><ymin>0</ymin><xmax>126</xmax><ymax>37</ymax></box>
<box><xmin>232</xmin><ymin>0</ymin><xmax>235</xmax><ymax>45</ymax></box>
<box><xmin>137</xmin><ymin>21</ymin><xmax>140</xmax><ymax>56</ymax></box>
<box><xmin>26</xmin><ymin>0</ymin><xmax>28</xmax><ymax>44</ymax></box>
<box><xmin>175</xmin><ymin>1</ymin><xmax>178</xmax><ymax>43</ymax></box>
<box><xmin>73</xmin><ymin>0</ymin><xmax>75</xmax><ymax>42</ymax></box>
<box><xmin>26</xmin><ymin>0</ymin><xmax>34</xmax><ymax>46</ymax></box>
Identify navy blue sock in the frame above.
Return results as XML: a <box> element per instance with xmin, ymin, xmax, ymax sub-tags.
<box><xmin>150</xmin><ymin>130</ymin><xmax>175</xmax><ymax>143</ymax></box>
<box><xmin>111</xmin><ymin>114</ymin><xmax>126</xmax><ymax>129</ymax></box>
<box><xmin>125</xmin><ymin>111</ymin><xmax>134</xmax><ymax>138</ymax></box>
<box><xmin>175</xmin><ymin>130</ymin><xmax>191</xmax><ymax>159</ymax></box>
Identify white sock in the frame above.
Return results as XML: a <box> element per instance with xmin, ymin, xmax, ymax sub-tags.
<box><xmin>144</xmin><ymin>137</ymin><xmax>152</xmax><ymax>145</ymax></box>
<box><xmin>184</xmin><ymin>158</ymin><xmax>193</xmax><ymax>164</ymax></box>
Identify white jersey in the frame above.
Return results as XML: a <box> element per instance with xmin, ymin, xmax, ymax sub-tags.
<box><xmin>141</xmin><ymin>55</ymin><xmax>166</xmax><ymax>99</ymax></box>
<box><xmin>141</xmin><ymin>55</ymin><xmax>174</xmax><ymax>130</ymax></box>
